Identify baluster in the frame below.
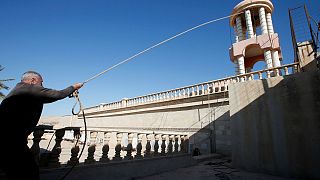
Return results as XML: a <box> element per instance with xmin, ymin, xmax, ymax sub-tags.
<box><xmin>187</xmin><ymin>88</ymin><xmax>190</xmax><ymax>97</ymax></box>
<box><xmin>30</xmin><ymin>128</ymin><xmax>45</xmax><ymax>164</ymax></box>
<box><xmin>113</xmin><ymin>132</ymin><xmax>123</xmax><ymax>161</ymax></box>
<box><xmin>48</xmin><ymin>128</ymin><xmax>65</xmax><ymax>168</ymax></box>
<box><xmin>211</xmin><ymin>83</ymin><xmax>215</xmax><ymax>93</ymax></box>
<box><xmin>258</xmin><ymin>72</ymin><xmax>263</xmax><ymax>79</ymax></box>
<box><xmin>242</xmin><ymin>75</ymin><xmax>245</xmax><ymax>82</ymax></box>
<box><xmin>201</xmin><ymin>84</ymin><xmax>204</xmax><ymax>95</ymax></box>
<box><xmin>212</xmin><ymin>82</ymin><xmax>216</xmax><ymax>92</ymax></box>
<box><xmin>135</xmin><ymin>134</ymin><xmax>143</xmax><ymax>159</ymax></box>
<box><xmin>100</xmin><ymin>132</ymin><xmax>111</xmax><ymax>162</ymax></box>
<box><xmin>144</xmin><ymin>134</ymin><xmax>152</xmax><ymax>158</ymax></box>
<box><xmin>174</xmin><ymin>135</ymin><xmax>179</xmax><ymax>153</ymax></box>
<box><xmin>284</xmin><ymin>67</ymin><xmax>289</xmax><ymax>75</ymax></box>
<box><xmin>275</xmin><ymin>69</ymin><xmax>280</xmax><ymax>76</ymax></box>
<box><xmin>293</xmin><ymin>64</ymin><xmax>298</xmax><ymax>73</ymax></box>
<box><xmin>196</xmin><ymin>86</ymin><xmax>200</xmax><ymax>95</ymax></box>
<box><xmin>267</xmin><ymin>71</ymin><xmax>271</xmax><ymax>78</ymax></box>
<box><xmin>67</xmin><ymin>128</ymin><xmax>81</xmax><ymax>166</ymax></box>
<box><xmin>160</xmin><ymin>135</ymin><xmax>167</xmax><ymax>156</ymax></box>
<box><xmin>217</xmin><ymin>82</ymin><xmax>221</xmax><ymax>92</ymax></box>
<box><xmin>124</xmin><ymin>133</ymin><xmax>134</xmax><ymax>160</ymax></box>
<box><xmin>154</xmin><ymin>134</ymin><xmax>160</xmax><ymax>156</ymax></box>
<box><xmin>85</xmin><ymin>131</ymin><xmax>97</xmax><ymax>164</ymax></box>
<box><xmin>222</xmin><ymin>81</ymin><xmax>226</xmax><ymax>91</ymax></box>
<box><xmin>180</xmin><ymin>135</ymin><xmax>185</xmax><ymax>153</ymax></box>
<box><xmin>167</xmin><ymin>135</ymin><xmax>174</xmax><ymax>155</ymax></box>
<box><xmin>191</xmin><ymin>87</ymin><xmax>195</xmax><ymax>96</ymax></box>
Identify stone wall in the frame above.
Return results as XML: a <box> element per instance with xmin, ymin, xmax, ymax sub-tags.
<box><xmin>229</xmin><ymin>70</ymin><xmax>320</xmax><ymax>179</ymax></box>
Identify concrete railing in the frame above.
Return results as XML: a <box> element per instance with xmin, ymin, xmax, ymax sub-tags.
<box><xmin>84</xmin><ymin>63</ymin><xmax>299</xmax><ymax>114</ymax></box>
<box><xmin>29</xmin><ymin>125</ymin><xmax>189</xmax><ymax>169</ymax></box>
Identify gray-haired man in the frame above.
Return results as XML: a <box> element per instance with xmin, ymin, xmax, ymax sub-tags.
<box><xmin>0</xmin><ymin>71</ymin><xmax>83</xmax><ymax>180</ymax></box>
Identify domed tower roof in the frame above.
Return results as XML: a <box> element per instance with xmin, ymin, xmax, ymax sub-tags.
<box><xmin>230</xmin><ymin>0</ymin><xmax>274</xmax><ymax>26</ymax></box>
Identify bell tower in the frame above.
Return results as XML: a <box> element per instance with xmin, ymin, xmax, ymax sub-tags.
<box><xmin>229</xmin><ymin>0</ymin><xmax>282</xmax><ymax>75</ymax></box>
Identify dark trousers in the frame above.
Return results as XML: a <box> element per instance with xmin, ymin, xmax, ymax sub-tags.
<box><xmin>0</xmin><ymin>140</ymin><xmax>39</xmax><ymax>180</ymax></box>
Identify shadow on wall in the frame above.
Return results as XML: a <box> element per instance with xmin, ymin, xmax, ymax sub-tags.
<box><xmin>188</xmin><ymin>107</ymin><xmax>232</xmax><ymax>157</ymax></box>
<box><xmin>229</xmin><ymin>70</ymin><xmax>320</xmax><ymax>179</ymax></box>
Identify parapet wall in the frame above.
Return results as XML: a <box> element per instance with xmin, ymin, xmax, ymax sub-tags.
<box><xmin>68</xmin><ymin>94</ymin><xmax>231</xmax><ymax>156</ymax></box>
<box><xmin>229</xmin><ymin>70</ymin><xmax>320</xmax><ymax>179</ymax></box>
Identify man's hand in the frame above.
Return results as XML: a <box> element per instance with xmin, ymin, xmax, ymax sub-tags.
<box><xmin>73</xmin><ymin>83</ymin><xmax>84</xmax><ymax>90</ymax></box>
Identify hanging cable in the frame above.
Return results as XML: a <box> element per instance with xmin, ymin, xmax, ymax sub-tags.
<box><xmin>83</xmin><ymin>12</ymin><xmax>243</xmax><ymax>85</ymax></box>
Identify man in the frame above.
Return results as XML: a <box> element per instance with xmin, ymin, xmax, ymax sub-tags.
<box><xmin>0</xmin><ymin>71</ymin><xmax>83</xmax><ymax>180</ymax></box>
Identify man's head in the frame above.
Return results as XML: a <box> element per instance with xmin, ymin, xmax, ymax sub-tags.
<box><xmin>21</xmin><ymin>71</ymin><xmax>43</xmax><ymax>86</ymax></box>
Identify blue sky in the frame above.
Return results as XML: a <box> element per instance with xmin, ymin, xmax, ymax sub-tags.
<box><xmin>1</xmin><ymin>0</ymin><xmax>319</xmax><ymax>116</ymax></box>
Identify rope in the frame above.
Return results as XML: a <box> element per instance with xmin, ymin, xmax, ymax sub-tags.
<box><xmin>83</xmin><ymin>12</ymin><xmax>243</xmax><ymax>84</ymax></box>
<box><xmin>60</xmin><ymin>91</ymin><xmax>87</xmax><ymax>180</ymax></box>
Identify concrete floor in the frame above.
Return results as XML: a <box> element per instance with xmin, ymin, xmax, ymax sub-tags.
<box><xmin>136</xmin><ymin>158</ymin><xmax>296</xmax><ymax>180</ymax></box>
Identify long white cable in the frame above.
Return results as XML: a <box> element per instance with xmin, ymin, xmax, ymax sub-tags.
<box><xmin>84</xmin><ymin>12</ymin><xmax>243</xmax><ymax>84</ymax></box>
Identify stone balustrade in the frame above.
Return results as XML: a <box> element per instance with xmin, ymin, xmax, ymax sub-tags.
<box><xmin>84</xmin><ymin>62</ymin><xmax>299</xmax><ymax>114</ymax></box>
<box><xmin>29</xmin><ymin>126</ymin><xmax>189</xmax><ymax>169</ymax></box>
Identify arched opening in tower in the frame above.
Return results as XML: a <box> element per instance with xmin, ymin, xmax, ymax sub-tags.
<box><xmin>244</xmin><ymin>44</ymin><xmax>265</xmax><ymax>73</ymax></box>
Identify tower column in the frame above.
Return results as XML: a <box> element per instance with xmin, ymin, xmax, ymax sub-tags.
<box><xmin>266</xmin><ymin>13</ymin><xmax>280</xmax><ymax>67</ymax></box>
<box><xmin>245</xmin><ymin>10</ymin><xmax>254</xmax><ymax>38</ymax></box>
<box><xmin>264</xmin><ymin>50</ymin><xmax>273</xmax><ymax>69</ymax></box>
<box><xmin>234</xmin><ymin>26</ymin><xmax>239</xmax><ymax>42</ymax></box>
<box><xmin>259</xmin><ymin>7</ymin><xmax>268</xmax><ymax>34</ymax></box>
<box><xmin>272</xmin><ymin>50</ymin><xmax>281</xmax><ymax>67</ymax></box>
<box><xmin>236</xmin><ymin>17</ymin><xmax>244</xmax><ymax>41</ymax></box>
<box><xmin>266</xmin><ymin>13</ymin><xmax>274</xmax><ymax>34</ymax></box>
<box><xmin>237</xmin><ymin>56</ymin><xmax>245</xmax><ymax>75</ymax></box>
<box><xmin>234</xmin><ymin>60</ymin><xmax>240</xmax><ymax>75</ymax></box>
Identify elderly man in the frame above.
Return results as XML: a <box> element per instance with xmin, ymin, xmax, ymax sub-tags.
<box><xmin>0</xmin><ymin>71</ymin><xmax>83</xmax><ymax>180</ymax></box>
